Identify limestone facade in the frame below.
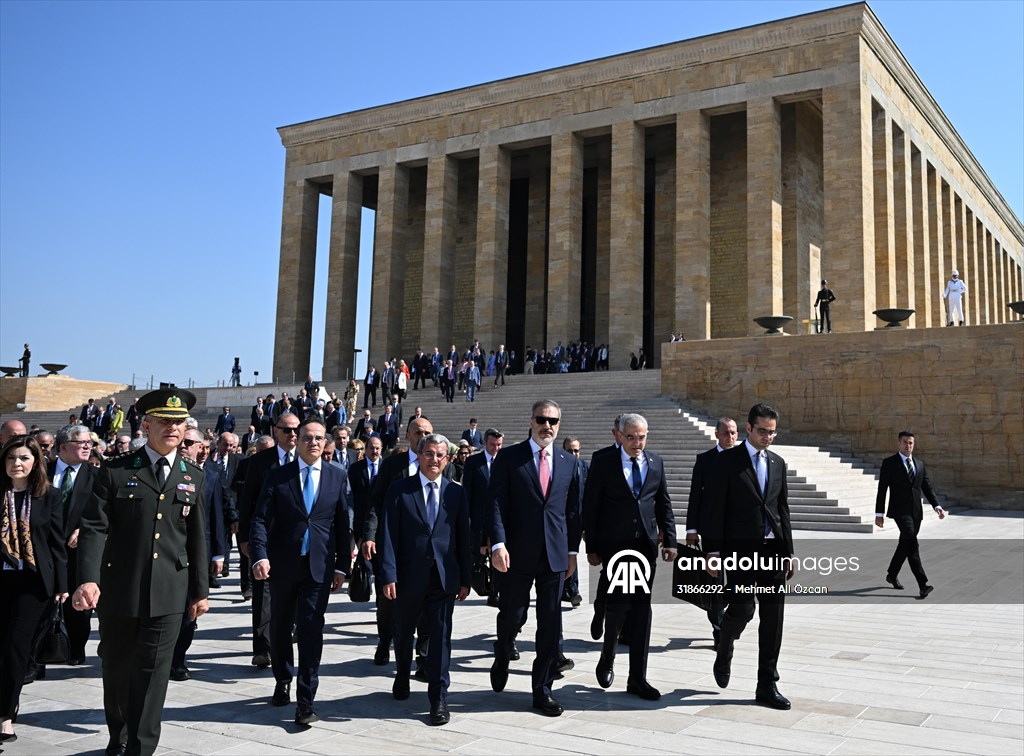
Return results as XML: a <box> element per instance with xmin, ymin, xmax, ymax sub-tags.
<box><xmin>273</xmin><ymin>3</ymin><xmax>1023</xmax><ymax>381</ymax></box>
<box><xmin>660</xmin><ymin>324</ymin><xmax>1023</xmax><ymax>510</ymax></box>
<box><xmin>0</xmin><ymin>376</ymin><xmax>128</xmax><ymax>415</ymax></box>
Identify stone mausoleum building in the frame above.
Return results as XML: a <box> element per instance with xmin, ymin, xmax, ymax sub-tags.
<box><xmin>272</xmin><ymin>2</ymin><xmax>1023</xmax><ymax>381</ymax></box>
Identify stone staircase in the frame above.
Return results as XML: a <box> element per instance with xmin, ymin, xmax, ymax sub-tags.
<box><xmin>9</xmin><ymin>370</ymin><xmax>953</xmax><ymax>533</ymax></box>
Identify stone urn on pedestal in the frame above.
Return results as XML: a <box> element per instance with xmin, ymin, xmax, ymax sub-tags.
<box><xmin>872</xmin><ymin>308</ymin><xmax>915</xmax><ymax>328</ymax></box>
<box><xmin>753</xmin><ymin>316</ymin><xmax>793</xmax><ymax>335</ymax></box>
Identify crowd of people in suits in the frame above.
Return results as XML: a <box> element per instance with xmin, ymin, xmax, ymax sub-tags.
<box><xmin>0</xmin><ymin>378</ymin><xmax>950</xmax><ymax>750</ymax></box>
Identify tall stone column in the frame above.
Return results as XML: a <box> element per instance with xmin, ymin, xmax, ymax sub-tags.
<box><xmin>475</xmin><ymin>144</ymin><xmax>510</xmax><ymax>352</ymax></box>
<box><xmin>872</xmin><ymin>105</ymin><xmax>896</xmax><ymax>312</ymax></box>
<box><xmin>371</xmin><ymin>160</ymin><xmax>409</xmax><ymax>369</ymax></box>
<box><xmin>967</xmin><ymin>209</ymin><xmax>981</xmax><ymax>325</ymax></box>
<box><xmin>982</xmin><ymin>229</ymin><xmax>994</xmax><ymax>324</ymax></box>
<box><xmin>747</xmin><ymin>98</ymin><xmax>783</xmax><ymax>332</ymax></box>
<box><xmin>941</xmin><ymin>181</ymin><xmax>956</xmax><ymax>323</ymax></box>
<box><xmin>676</xmin><ymin>109</ymin><xmax>711</xmax><ymax>339</ymax></box>
<box><xmin>323</xmin><ymin>171</ymin><xmax>362</xmax><ymax>382</ymax></box>
<box><xmin>955</xmin><ymin>197</ymin><xmax>968</xmax><ymax>324</ymax></box>
<box><xmin>911</xmin><ymin>148</ymin><xmax>932</xmax><ymax>327</ymax></box>
<box><xmin>547</xmin><ymin>131</ymin><xmax>583</xmax><ymax>349</ymax></box>
<box><xmin>273</xmin><ymin>178</ymin><xmax>319</xmax><ymax>383</ymax></box>
<box><xmin>422</xmin><ymin>153</ymin><xmax>458</xmax><ymax>350</ymax></box>
<box><xmin>997</xmin><ymin>244</ymin><xmax>1007</xmax><ymax>321</ymax></box>
<box><xmin>928</xmin><ymin>165</ymin><xmax>946</xmax><ymax>327</ymax></box>
<box><xmin>892</xmin><ymin>126</ymin><xmax>915</xmax><ymax>324</ymax></box>
<box><xmin>609</xmin><ymin>121</ymin><xmax>644</xmax><ymax>368</ymax></box>
<box><xmin>525</xmin><ymin>150</ymin><xmax>549</xmax><ymax>350</ymax></box>
<box><xmin>823</xmin><ymin>78</ymin><xmax>875</xmax><ymax>331</ymax></box>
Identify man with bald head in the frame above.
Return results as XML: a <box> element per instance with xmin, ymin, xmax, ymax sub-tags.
<box><xmin>0</xmin><ymin>418</ymin><xmax>27</xmax><ymax>445</ymax></box>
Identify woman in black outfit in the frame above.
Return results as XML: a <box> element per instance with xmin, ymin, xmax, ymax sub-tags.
<box><xmin>0</xmin><ymin>435</ymin><xmax>67</xmax><ymax>743</ymax></box>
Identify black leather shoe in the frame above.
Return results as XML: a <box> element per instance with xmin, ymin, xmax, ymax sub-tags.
<box><xmin>374</xmin><ymin>642</ymin><xmax>390</xmax><ymax>666</ymax></box>
<box><xmin>104</xmin><ymin>740</ymin><xmax>126</xmax><ymax>755</ymax></box>
<box><xmin>209</xmin><ymin>576</ymin><xmax>221</xmax><ymax>589</ymax></box>
<box><xmin>68</xmin><ymin>655</ymin><xmax>85</xmax><ymax>666</ymax></box>
<box><xmin>755</xmin><ymin>683</ymin><xmax>791</xmax><ymax>710</ymax></box>
<box><xmin>532</xmin><ymin>694</ymin><xmax>564</xmax><ymax>717</ymax></box>
<box><xmin>490</xmin><ymin>659</ymin><xmax>509</xmax><ymax>692</ymax></box>
<box><xmin>415</xmin><ymin>663</ymin><xmax>429</xmax><ymax>682</ymax></box>
<box><xmin>919</xmin><ymin>584</ymin><xmax>934</xmax><ymax>599</ymax></box>
<box><xmin>570</xmin><ymin>593</ymin><xmax>582</xmax><ymax>607</ymax></box>
<box><xmin>509</xmin><ymin>641</ymin><xmax>520</xmax><ymax>661</ymax></box>
<box><xmin>295</xmin><ymin>703</ymin><xmax>319</xmax><ymax>725</ymax></box>
<box><xmin>272</xmin><ymin>681</ymin><xmax>291</xmax><ymax>706</ymax></box>
<box><xmin>392</xmin><ymin>678</ymin><xmax>410</xmax><ymax>700</ymax></box>
<box><xmin>556</xmin><ymin>655</ymin><xmax>574</xmax><ymax>674</ymax></box>
<box><xmin>886</xmin><ymin>575</ymin><xmax>905</xmax><ymax>590</ymax></box>
<box><xmin>486</xmin><ymin>594</ymin><xmax>499</xmax><ymax>608</ymax></box>
<box><xmin>626</xmin><ymin>680</ymin><xmax>661</xmax><ymax>700</ymax></box>
<box><xmin>252</xmin><ymin>653</ymin><xmax>271</xmax><ymax>669</ymax></box>
<box><xmin>0</xmin><ymin>732</ymin><xmax>17</xmax><ymax>743</ymax></box>
<box><xmin>170</xmin><ymin>667</ymin><xmax>191</xmax><ymax>682</ymax></box>
<box><xmin>596</xmin><ymin>653</ymin><xmax>614</xmax><ymax>689</ymax></box>
<box><xmin>429</xmin><ymin>700</ymin><xmax>450</xmax><ymax>726</ymax></box>
<box><xmin>713</xmin><ymin>637</ymin><xmax>733</xmax><ymax>689</ymax></box>
<box><xmin>242</xmin><ymin>588</ymin><xmax>253</xmax><ymax>600</ymax></box>
<box><xmin>590</xmin><ymin>608</ymin><xmax>604</xmax><ymax>640</ymax></box>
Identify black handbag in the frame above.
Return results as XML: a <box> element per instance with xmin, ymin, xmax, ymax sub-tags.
<box><xmin>471</xmin><ymin>552</ymin><xmax>492</xmax><ymax>597</ymax></box>
<box><xmin>33</xmin><ymin>599</ymin><xmax>71</xmax><ymax>665</ymax></box>
<box><xmin>671</xmin><ymin>543</ymin><xmax>722</xmax><ymax>612</ymax></box>
<box><xmin>348</xmin><ymin>553</ymin><xmax>373</xmax><ymax>603</ymax></box>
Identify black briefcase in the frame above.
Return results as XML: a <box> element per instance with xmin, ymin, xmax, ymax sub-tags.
<box><xmin>471</xmin><ymin>552</ymin><xmax>493</xmax><ymax>597</ymax></box>
<box><xmin>34</xmin><ymin>599</ymin><xmax>71</xmax><ymax>665</ymax></box>
<box><xmin>671</xmin><ymin>544</ymin><xmax>723</xmax><ymax>612</ymax></box>
<box><xmin>347</xmin><ymin>554</ymin><xmax>373</xmax><ymax>603</ymax></box>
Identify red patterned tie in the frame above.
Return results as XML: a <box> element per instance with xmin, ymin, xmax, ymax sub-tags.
<box><xmin>539</xmin><ymin>448</ymin><xmax>550</xmax><ymax>498</ymax></box>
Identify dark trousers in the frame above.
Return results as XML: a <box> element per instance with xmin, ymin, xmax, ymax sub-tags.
<box><xmin>65</xmin><ymin>550</ymin><xmax>92</xmax><ymax>656</ymax></box>
<box><xmin>602</xmin><ymin>561</ymin><xmax>655</xmax><ymax>684</ymax></box>
<box><xmin>720</xmin><ymin>545</ymin><xmax>786</xmax><ymax>685</ymax></box>
<box><xmin>442</xmin><ymin>383</ymin><xmax>455</xmax><ymax>403</ymax></box>
<box><xmin>395</xmin><ymin>567</ymin><xmax>455</xmax><ymax>705</ymax></box>
<box><xmin>268</xmin><ymin>562</ymin><xmax>331</xmax><ymax>706</ymax></box>
<box><xmin>496</xmin><ymin>554</ymin><xmax>564</xmax><ymax>696</ymax></box>
<box><xmin>818</xmin><ymin>305</ymin><xmax>832</xmax><ymax>333</ymax></box>
<box><xmin>171</xmin><ymin>594</ymin><xmax>195</xmax><ymax>671</ymax></box>
<box><xmin>0</xmin><ymin>570</ymin><xmax>49</xmax><ymax>720</ymax></box>
<box><xmin>251</xmin><ymin>578</ymin><xmax>272</xmax><ymax>657</ymax></box>
<box><xmin>364</xmin><ymin>386</ymin><xmax>377</xmax><ymax>407</ymax></box>
<box><xmin>888</xmin><ymin>515</ymin><xmax>928</xmax><ymax>587</ymax></box>
<box><xmin>373</xmin><ymin>554</ymin><xmax>428</xmax><ymax>659</ymax></box>
<box><xmin>494</xmin><ymin>365</ymin><xmax>506</xmax><ymax>386</ymax></box>
<box><xmin>98</xmin><ymin>611</ymin><xmax>182</xmax><ymax>756</ymax></box>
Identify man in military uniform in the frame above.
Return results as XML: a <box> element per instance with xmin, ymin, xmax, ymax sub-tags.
<box><xmin>72</xmin><ymin>389</ymin><xmax>210</xmax><ymax>756</ymax></box>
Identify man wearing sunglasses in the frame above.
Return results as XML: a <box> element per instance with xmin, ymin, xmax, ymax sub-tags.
<box><xmin>238</xmin><ymin>413</ymin><xmax>301</xmax><ymax>670</ymax></box>
<box><xmin>489</xmin><ymin>400</ymin><xmax>582</xmax><ymax>717</ymax></box>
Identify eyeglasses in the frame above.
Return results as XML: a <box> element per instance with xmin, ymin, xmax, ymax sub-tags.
<box><xmin>567</xmin><ymin>448</ymin><xmax>581</xmax><ymax>455</ymax></box>
<box><xmin>276</xmin><ymin>427</ymin><xmax>299</xmax><ymax>434</ymax></box>
<box><xmin>66</xmin><ymin>440</ymin><xmax>94</xmax><ymax>448</ymax></box>
<box><xmin>623</xmin><ymin>434</ymin><xmax>647</xmax><ymax>443</ymax></box>
<box><xmin>300</xmin><ymin>435</ymin><xmax>326</xmax><ymax>444</ymax></box>
<box><xmin>419</xmin><ymin>451</ymin><xmax>448</xmax><ymax>461</ymax></box>
<box><xmin>181</xmin><ymin>439</ymin><xmax>200</xmax><ymax>448</ymax></box>
<box><xmin>534</xmin><ymin>416</ymin><xmax>560</xmax><ymax>426</ymax></box>
<box><xmin>751</xmin><ymin>427</ymin><xmax>779</xmax><ymax>437</ymax></box>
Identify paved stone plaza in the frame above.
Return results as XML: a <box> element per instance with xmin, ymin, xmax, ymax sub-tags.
<box><xmin>10</xmin><ymin>510</ymin><xmax>1022</xmax><ymax>755</ymax></box>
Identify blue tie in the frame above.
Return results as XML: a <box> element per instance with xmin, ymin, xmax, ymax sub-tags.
<box><xmin>631</xmin><ymin>457</ymin><xmax>642</xmax><ymax>498</ymax></box>
<box><xmin>426</xmin><ymin>481</ymin><xmax>438</xmax><ymax>530</ymax></box>
<box><xmin>756</xmin><ymin>452</ymin><xmax>773</xmax><ymax>538</ymax></box>
<box><xmin>301</xmin><ymin>466</ymin><xmax>315</xmax><ymax>555</ymax></box>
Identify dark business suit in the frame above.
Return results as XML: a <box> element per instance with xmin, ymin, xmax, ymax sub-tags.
<box><xmin>686</xmin><ymin>446</ymin><xmax>727</xmax><ymax>632</ymax></box>
<box><xmin>0</xmin><ymin>487</ymin><xmax>66</xmax><ymax>723</ymax></box>
<box><xmin>348</xmin><ymin>457</ymin><xmax>375</xmax><ymax>546</ymax></box>
<box><xmin>377</xmin><ymin>412</ymin><xmax>400</xmax><ymax>450</ymax></box>
<box><xmin>461</xmin><ymin>428</ymin><xmax>483</xmax><ymax>449</ymax></box>
<box><xmin>584</xmin><ymin>448</ymin><xmax>675</xmax><ymax>684</ymax></box>
<box><xmin>489</xmin><ymin>440</ymin><xmax>581</xmax><ymax>697</ymax></box>
<box><xmin>78</xmin><ymin>449</ymin><xmax>208</xmax><ymax>756</ymax></box>
<box><xmin>48</xmin><ymin>460</ymin><xmax>98</xmax><ymax>659</ymax></box>
<box><xmin>494</xmin><ymin>349</ymin><xmax>509</xmax><ymax>386</ymax></box>
<box><xmin>249</xmin><ymin>461</ymin><xmax>350</xmax><ymax>706</ymax></box>
<box><xmin>365</xmin><ymin>452</ymin><xmax>452</xmax><ymax>658</ymax></box>
<box><xmin>875</xmin><ymin>453</ymin><xmax>940</xmax><ymax>588</ymax></box>
<box><xmin>239</xmin><ymin>446</ymin><xmax>287</xmax><ymax>660</ymax></box>
<box><xmin>214</xmin><ymin>412</ymin><xmax>236</xmax><ymax>434</ymax></box>
<box><xmin>703</xmin><ymin>442</ymin><xmax>793</xmax><ymax>686</ymax></box>
<box><xmin>381</xmin><ymin>475</ymin><xmax>471</xmax><ymax>704</ymax></box>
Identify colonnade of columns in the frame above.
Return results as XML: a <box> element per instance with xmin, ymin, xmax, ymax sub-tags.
<box><xmin>273</xmin><ymin>80</ymin><xmax>1022</xmax><ymax>383</ymax></box>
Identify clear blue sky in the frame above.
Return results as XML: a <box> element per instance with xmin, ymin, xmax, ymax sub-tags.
<box><xmin>2</xmin><ymin>0</ymin><xmax>1021</xmax><ymax>389</ymax></box>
